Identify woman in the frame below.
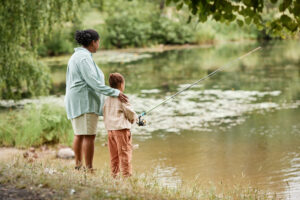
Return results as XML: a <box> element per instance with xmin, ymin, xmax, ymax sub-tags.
<box><xmin>64</xmin><ymin>29</ymin><xmax>128</xmax><ymax>171</ymax></box>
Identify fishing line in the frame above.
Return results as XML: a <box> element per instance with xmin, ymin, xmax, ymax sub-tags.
<box><xmin>137</xmin><ymin>46</ymin><xmax>262</xmax><ymax>126</ymax></box>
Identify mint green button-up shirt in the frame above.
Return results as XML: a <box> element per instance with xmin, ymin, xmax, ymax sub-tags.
<box><xmin>64</xmin><ymin>47</ymin><xmax>120</xmax><ymax>119</ymax></box>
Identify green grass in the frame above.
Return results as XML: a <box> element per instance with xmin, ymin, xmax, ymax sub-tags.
<box><xmin>0</xmin><ymin>153</ymin><xmax>274</xmax><ymax>200</ymax></box>
<box><xmin>0</xmin><ymin>104</ymin><xmax>73</xmax><ymax>148</ymax></box>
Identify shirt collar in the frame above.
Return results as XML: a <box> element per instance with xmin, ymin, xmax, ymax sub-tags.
<box><xmin>74</xmin><ymin>47</ymin><xmax>92</xmax><ymax>56</ymax></box>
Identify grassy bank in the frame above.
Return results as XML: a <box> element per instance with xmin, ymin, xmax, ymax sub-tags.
<box><xmin>0</xmin><ymin>148</ymin><xmax>272</xmax><ymax>200</ymax></box>
<box><xmin>0</xmin><ymin>103</ymin><xmax>275</xmax><ymax>199</ymax></box>
<box><xmin>0</xmin><ymin>104</ymin><xmax>73</xmax><ymax>148</ymax></box>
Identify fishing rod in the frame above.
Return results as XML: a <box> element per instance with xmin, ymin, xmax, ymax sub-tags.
<box><xmin>137</xmin><ymin>46</ymin><xmax>262</xmax><ymax>126</ymax></box>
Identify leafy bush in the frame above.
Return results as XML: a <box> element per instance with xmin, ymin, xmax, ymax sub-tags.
<box><xmin>102</xmin><ymin>0</ymin><xmax>265</xmax><ymax>48</ymax></box>
<box><xmin>103</xmin><ymin>0</ymin><xmax>195</xmax><ymax>48</ymax></box>
<box><xmin>193</xmin><ymin>25</ymin><xmax>216</xmax><ymax>44</ymax></box>
<box><xmin>103</xmin><ymin>0</ymin><xmax>155</xmax><ymax>48</ymax></box>
<box><xmin>38</xmin><ymin>18</ymin><xmax>83</xmax><ymax>56</ymax></box>
<box><xmin>38</xmin><ymin>30</ymin><xmax>74</xmax><ymax>57</ymax></box>
<box><xmin>0</xmin><ymin>51</ymin><xmax>51</xmax><ymax>99</ymax></box>
<box><xmin>151</xmin><ymin>15</ymin><xmax>195</xmax><ymax>45</ymax></box>
<box><xmin>0</xmin><ymin>104</ymin><xmax>73</xmax><ymax>148</ymax></box>
<box><xmin>0</xmin><ymin>0</ymin><xmax>85</xmax><ymax>99</ymax></box>
<box><xmin>35</xmin><ymin>0</ymin><xmax>278</xmax><ymax>54</ymax></box>
<box><xmin>94</xmin><ymin>24</ymin><xmax>113</xmax><ymax>49</ymax></box>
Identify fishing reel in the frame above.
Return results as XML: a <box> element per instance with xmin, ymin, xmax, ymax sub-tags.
<box><xmin>137</xmin><ymin>112</ymin><xmax>146</xmax><ymax>126</ymax></box>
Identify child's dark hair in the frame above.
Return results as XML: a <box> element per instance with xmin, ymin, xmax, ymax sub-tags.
<box><xmin>75</xmin><ymin>29</ymin><xmax>99</xmax><ymax>47</ymax></box>
<box><xmin>109</xmin><ymin>73</ymin><xmax>124</xmax><ymax>89</ymax></box>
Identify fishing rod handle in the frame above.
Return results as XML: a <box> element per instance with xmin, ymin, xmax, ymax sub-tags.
<box><xmin>139</xmin><ymin>112</ymin><xmax>146</xmax><ymax>117</ymax></box>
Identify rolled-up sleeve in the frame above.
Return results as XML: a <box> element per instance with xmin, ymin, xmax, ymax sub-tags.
<box><xmin>78</xmin><ymin>57</ymin><xmax>120</xmax><ymax>97</ymax></box>
<box><xmin>121</xmin><ymin>102</ymin><xmax>138</xmax><ymax>123</ymax></box>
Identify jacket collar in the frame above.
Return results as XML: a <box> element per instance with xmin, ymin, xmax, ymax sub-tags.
<box><xmin>74</xmin><ymin>47</ymin><xmax>92</xmax><ymax>56</ymax></box>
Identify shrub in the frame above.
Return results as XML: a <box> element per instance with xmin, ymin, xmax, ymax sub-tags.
<box><xmin>38</xmin><ymin>30</ymin><xmax>74</xmax><ymax>57</ymax></box>
<box><xmin>103</xmin><ymin>0</ymin><xmax>195</xmax><ymax>48</ymax></box>
<box><xmin>104</xmin><ymin>0</ymin><xmax>155</xmax><ymax>48</ymax></box>
<box><xmin>0</xmin><ymin>51</ymin><xmax>51</xmax><ymax>99</ymax></box>
<box><xmin>151</xmin><ymin>15</ymin><xmax>195</xmax><ymax>45</ymax></box>
<box><xmin>0</xmin><ymin>104</ymin><xmax>73</xmax><ymax>148</ymax></box>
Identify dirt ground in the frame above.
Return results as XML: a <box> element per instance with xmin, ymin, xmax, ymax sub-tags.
<box><xmin>0</xmin><ymin>184</ymin><xmax>55</xmax><ymax>200</ymax></box>
<box><xmin>0</xmin><ymin>148</ymin><xmax>62</xmax><ymax>200</ymax></box>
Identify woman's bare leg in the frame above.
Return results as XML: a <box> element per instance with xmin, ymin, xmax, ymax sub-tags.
<box><xmin>73</xmin><ymin>135</ymin><xmax>83</xmax><ymax>168</ymax></box>
<box><xmin>83</xmin><ymin>135</ymin><xmax>96</xmax><ymax>169</ymax></box>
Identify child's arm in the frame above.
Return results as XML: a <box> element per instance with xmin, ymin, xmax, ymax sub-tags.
<box><xmin>121</xmin><ymin>101</ymin><xmax>138</xmax><ymax>124</ymax></box>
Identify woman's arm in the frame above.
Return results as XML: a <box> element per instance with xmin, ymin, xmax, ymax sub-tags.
<box><xmin>78</xmin><ymin>57</ymin><xmax>120</xmax><ymax>97</ymax></box>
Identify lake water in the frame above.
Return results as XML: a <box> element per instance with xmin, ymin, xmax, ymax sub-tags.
<box><xmin>5</xmin><ymin>40</ymin><xmax>300</xmax><ymax>198</ymax></box>
<box><xmin>92</xmin><ymin>41</ymin><xmax>299</xmax><ymax>199</ymax></box>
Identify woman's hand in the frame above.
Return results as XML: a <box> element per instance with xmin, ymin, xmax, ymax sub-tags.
<box><xmin>118</xmin><ymin>92</ymin><xmax>128</xmax><ymax>103</ymax></box>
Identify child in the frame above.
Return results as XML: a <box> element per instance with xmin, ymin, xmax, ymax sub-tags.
<box><xmin>103</xmin><ymin>73</ymin><xmax>137</xmax><ymax>178</ymax></box>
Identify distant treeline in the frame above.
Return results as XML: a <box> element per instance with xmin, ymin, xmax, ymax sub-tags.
<box><xmin>38</xmin><ymin>0</ymin><xmax>277</xmax><ymax>57</ymax></box>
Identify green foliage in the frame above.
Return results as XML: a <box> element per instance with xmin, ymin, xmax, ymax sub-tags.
<box><xmin>196</xmin><ymin>19</ymin><xmax>261</xmax><ymax>41</ymax></box>
<box><xmin>105</xmin><ymin>4</ymin><xmax>153</xmax><ymax>47</ymax></box>
<box><xmin>0</xmin><ymin>104</ymin><xmax>73</xmax><ymax>148</ymax></box>
<box><xmin>36</xmin><ymin>0</ymin><xmax>279</xmax><ymax>55</ymax></box>
<box><xmin>102</xmin><ymin>0</ymin><xmax>155</xmax><ymax>48</ymax></box>
<box><xmin>151</xmin><ymin>16</ymin><xmax>195</xmax><ymax>45</ymax></box>
<box><xmin>0</xmin><ymin>50</ymin><xmax>52</xmax><ymax>99</ymax></box>
<box><xmin>38</xmin><ymin>30</ymin><xmax>74</xmax><ymax>57</ymax></box>
<box><xmin>95</xmin><ymin>0</ymin><xmax>275</xmax><ymax>48</ymax></box>
<box><xmin>0</xmin><ymin>0</ymin><xmax>84</xmax><ymax>100</ymax></box>
<box><xmin>101</xmin><ymin>0</ymin><xmax>196</xmax><ymax>48</ymax></box>
<box><xmin>38</xmin><ymin>17</ymin><xmax>84</xmax><ymax>57</ymax></box>
<box><xmin>95</xmin><ymin>24</ymin><xmax>114</xmax><ymax>49</ymax></box>
<box><xmin>167</xmin><ymin>0</ymin><xmax>300</xmax><ymax>36</ymax></box>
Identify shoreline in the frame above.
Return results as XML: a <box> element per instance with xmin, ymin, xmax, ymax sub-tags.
<box><xmin>101</xmin><ymin>39</ymin><xmax>258</xmax><ymax>54</ymax></box>
<box><xmin>0</xmin><ymin>147</ymin><xmax>271</xmax><ymax>200</ymax></box>
<box><xmin>41</xmin><ymin>40</ymin><xmax>258</xmax><ymax>65</ymax></box>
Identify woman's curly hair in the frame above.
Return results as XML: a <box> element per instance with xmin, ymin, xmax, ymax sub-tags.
<box><xmin>75</xmin><ymin>29</ymin><xmax>99</xmax><ymax>47</ymax></box>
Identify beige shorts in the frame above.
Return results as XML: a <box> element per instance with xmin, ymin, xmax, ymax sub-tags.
<box><xmin>71</xmin><ymin>113</ymin><xmax>99</xmax><ymax>135</ymax></box>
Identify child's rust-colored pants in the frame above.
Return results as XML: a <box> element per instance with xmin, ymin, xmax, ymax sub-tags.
<box><xmin>108</xmin><ymin>129</ymin><xmax>132</xmax><ymax>177</ymax></box>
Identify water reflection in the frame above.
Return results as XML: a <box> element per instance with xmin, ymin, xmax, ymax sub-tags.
<box><xmin>92</xmin><ymin>40</ymin><xmax>300</xmax><ymax>198</ymax></box>
<box><xmin>49</xmin><ymin>40</ymin><xmax>300</xmax><ymax>102</ymax></box>
<box><xmin>94</xmin><ymin>108</ymin><xmax>300</xmax><ymax>198</ymax></box>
